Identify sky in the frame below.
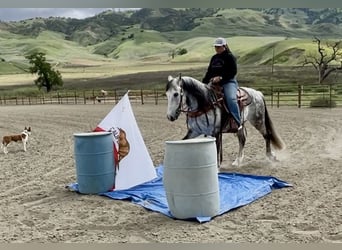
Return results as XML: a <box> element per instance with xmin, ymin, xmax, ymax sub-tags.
<box><xmin>0</xmin><ymin>8</ymin><xmax>133</xmax><ymax>22</ymax></box>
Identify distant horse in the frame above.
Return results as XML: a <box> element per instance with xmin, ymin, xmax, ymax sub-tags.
<box><xmin>165</xmin><ymin>75</ymin><xmax>285</xmax><ymax>167</ymax></box>
<box><xmin>101</xmin><ymin>89</ymin><xmax>108</xmax><ymax>96</ymax></box>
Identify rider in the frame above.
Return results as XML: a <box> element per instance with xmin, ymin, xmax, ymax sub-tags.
<box><xmin>202</xmin><ymin>37</ymin><xmax>242</xmax><ymax>131</ymax></box>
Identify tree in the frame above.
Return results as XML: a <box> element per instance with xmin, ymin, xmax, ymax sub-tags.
<box><xmin>25</xmin><ymin>52</ymin><xmax>63</xmax><ymax>92</ymax></box>
<box><xmin>303</xmin><ymin>37</ymin><xmax>342</xmax><ymax>84</ymax></box>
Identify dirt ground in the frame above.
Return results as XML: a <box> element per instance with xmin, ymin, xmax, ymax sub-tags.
<box><xmin>0</xmin><ymin>102</ymin><xmax>341</xmax><ymax>243</ymax></box>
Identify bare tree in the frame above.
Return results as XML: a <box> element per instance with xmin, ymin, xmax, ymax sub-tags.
<box><xmin>303</xmin><ymin>36</ymin><xmax>342</xmax><ymax>84</ymax></box>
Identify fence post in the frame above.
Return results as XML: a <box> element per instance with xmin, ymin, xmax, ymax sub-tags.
<box><xmin>298</xmin><ymin>84</ymin><xmax>302</xmax><ymax>108</ymax></box>
<box><xmin>92</xmin><ymin>89</ymin><xmax>95</xmax><ymax>104</ymax></box>
<box><xmin>271</xmin><ymin>86</ymin><xmax>274</xmax><ymax>108</ymax></box>
<box><xmin>141</xmin><ymin>89</ymin><xmax>144</xmax><ymax>105</ymax></box>
<box><xmin>329</xmin><ymin>84</ymin><xmax>332</xmax><ymax>108</ymax></box>
<box><xmin>277</xmin><ymin>91</ymin><xmax>280</xmax><ymax>108</ymax></box>
<box><xmin>154</xmin><ymin>89</ymin><xmax>158</xmax><ymax>105</ymax></box>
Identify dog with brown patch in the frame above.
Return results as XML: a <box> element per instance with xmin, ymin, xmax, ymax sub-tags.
<box><xmin>1</xmin><ymin>127</ymin><xmax>31</xmax><ymax>154</ymax></box>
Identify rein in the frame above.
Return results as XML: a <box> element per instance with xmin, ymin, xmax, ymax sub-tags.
<box><xmin>178</xmin><ymin>82</ymin><xmax>219</xmax><ymax>118</ymax></box>
<box><xmin>184</xmin><ymin>105</ymin><xmax>214</xmax><ymax>118</ymax></box>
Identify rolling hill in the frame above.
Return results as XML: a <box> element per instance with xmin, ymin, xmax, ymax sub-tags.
<box><xmin>0</xmin><ymin>8</ymin><xmax>341</xmax><ymax>76</ymax></box>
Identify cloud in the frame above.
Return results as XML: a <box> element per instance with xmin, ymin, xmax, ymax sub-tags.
<box><xmin>0</xmin><ymin>8</ymin><xmax>114</xmax><ymax>21</ymax></box>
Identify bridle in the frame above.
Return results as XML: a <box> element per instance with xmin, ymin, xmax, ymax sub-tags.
<box><xmin>174</xmin><ymin>80</ymin><xmax>184</xmax><ymax>119</ymax></box>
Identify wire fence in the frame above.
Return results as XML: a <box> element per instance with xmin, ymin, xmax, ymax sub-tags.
<box><xmin>1</xmin><ymin>84</ymin><xmax>342</xmax><ymax>107</ymax></box>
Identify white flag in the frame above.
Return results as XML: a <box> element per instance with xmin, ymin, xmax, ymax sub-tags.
<box><xmin>94</xmin><ymin>93</ymin><xmax>157</xmax><ymax>190</ymax></box>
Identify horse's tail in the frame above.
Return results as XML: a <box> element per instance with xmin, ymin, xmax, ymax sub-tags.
<box><xmin>264</xmin><ymin>100</ymin><xmax>286</xmax><ymax>150</ymax></box>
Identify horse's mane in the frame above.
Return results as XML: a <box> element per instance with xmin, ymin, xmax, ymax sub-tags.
<box><xmin>181</xmin><ymin>77</ymin><xmax>212</xmax><ymax>110</ymax></box>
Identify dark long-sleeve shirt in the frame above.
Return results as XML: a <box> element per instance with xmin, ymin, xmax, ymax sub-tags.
<box><xmin>202</xmin><ymin>49</ymin><xmax>237</xmax><ymax>85</ymax></box>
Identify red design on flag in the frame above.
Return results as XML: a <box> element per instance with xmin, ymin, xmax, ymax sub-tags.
<box><xmin>93</xmin><ymin>126</ymin><xmax>119</xmax><ymax>166</ymax></box>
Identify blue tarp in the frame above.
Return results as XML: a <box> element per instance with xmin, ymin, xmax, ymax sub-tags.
<box><xmin>67</xmin><ymin>165</ymin><xmax>292</xmax><ymax>223</ymax></box>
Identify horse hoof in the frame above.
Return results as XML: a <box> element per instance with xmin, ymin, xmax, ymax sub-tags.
<box><xmin>232</xmin><ymin>160</ymin><xmax>240</xmax><ymax>167</ymax></box>
<box><xmin>267</xmin><ymin>155</ymin><xmax>279</xmax><ymax>162</ymax></box>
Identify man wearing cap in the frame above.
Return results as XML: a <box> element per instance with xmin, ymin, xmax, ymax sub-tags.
<box><xmin>202</xmin><ymin>37</ymin><xmax>242</xmax><ymax>131</ymax></box>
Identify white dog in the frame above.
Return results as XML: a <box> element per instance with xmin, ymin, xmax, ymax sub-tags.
<box><xmin>1</xmin><ymin>127</ymin><xmax>31</xmax><ymax>154</ymax></box>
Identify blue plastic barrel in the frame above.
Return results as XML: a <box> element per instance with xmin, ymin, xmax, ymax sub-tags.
<box><xmin>73</xmin><ymin>131</ymin><xmax>115</xmax><ymax>194</ymax></box>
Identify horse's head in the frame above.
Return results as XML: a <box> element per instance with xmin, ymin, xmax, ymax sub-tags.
<box><xmin>166</xmin><ymin>75</ymin><xmax>183</xmax><ymax>121</ymax></box>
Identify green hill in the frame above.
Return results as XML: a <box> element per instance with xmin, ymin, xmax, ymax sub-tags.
<box><xmin>0</xmin><ymin>8</ymin><xmax>341</xmax><ymax>76</ymax></box>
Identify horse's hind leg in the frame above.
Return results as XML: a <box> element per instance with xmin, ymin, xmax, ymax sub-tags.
<box><xmin>232</xmin><ymin>127</ymin><xmax>246</xmax><ymax>167</ymax></box>
<box><xmin>264</xmin><ymin>134</ymin><xmax>277</xmax><ymax>161</ymax></box>
<box><xmin>248</xmin><ymin>119</ymin><xmax>276</xmax><ymax>161</ymax></box>
<box><xmin>246</xmin><ymin>101</ymin><xmax>278</xmax><ymax>162</ymax></box>
<box><xmin>250</xmin><ymin>119</ymin><xmax>277</xmax><ymax>162</ymax></box>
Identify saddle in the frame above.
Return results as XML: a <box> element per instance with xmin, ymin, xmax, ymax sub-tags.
<box><xmin>209</xmin><ymin>83</ymin><xmax>252</xmax><ymax>133</ymax></box>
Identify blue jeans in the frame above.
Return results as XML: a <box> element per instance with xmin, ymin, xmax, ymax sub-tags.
<box><xmin>222</xmin><ymin>79</ymin><xmax>241</xmax><ymax>126</ymax></box>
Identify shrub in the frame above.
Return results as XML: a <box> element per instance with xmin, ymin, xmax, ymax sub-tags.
<box><xmin>175</xmin><ymin>48</ymin><xmax>187</xmax><ymax>56</ymax></box>
<box><xmin>178</xmin><ymin>48</ymin><xmax>188</xmax><ymax>55</ymax></box>
<box><xmin>310</xmin><ymin>97</ymin><xmax>336</xmax><ymax>108</ymax></box>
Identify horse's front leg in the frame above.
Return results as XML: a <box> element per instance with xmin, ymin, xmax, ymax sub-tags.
<box><xmin>182</xmin><ymin>129</ymin><xmax>200</xmax><ymax>140</ymax></box>
<box><xmin>215</xmin><ymin>133</ymin><xmax>222</xmax><ymax>170</ymax></box>
<box><xmin>232</xmin><ymin>127</ymin><xmax>246</xmax><ymax>167</ymax></box>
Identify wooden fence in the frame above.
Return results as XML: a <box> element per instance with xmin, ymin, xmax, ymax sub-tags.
<box><xmin>1</xmin><ymin>84</ymin><xmax>342</xmax><ymax>107</ymax></box>
<box><xmin>0</xmin><ymin>89</ymin><xmax>164</xmax><ymax>106</ymax></box>
<box><xmin>259</xmin><ymin>83</ymin><xmax>342</xmax><ymax>108</ymax></box>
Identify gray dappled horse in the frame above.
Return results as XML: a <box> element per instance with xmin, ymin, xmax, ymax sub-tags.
<box><xmin>165</xmin><ymin>75</ymin><xmax>285</xmax><ymax>167</ymax></box>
